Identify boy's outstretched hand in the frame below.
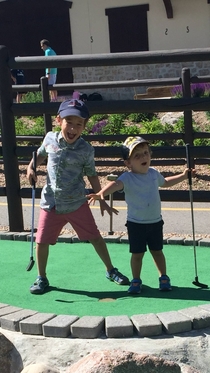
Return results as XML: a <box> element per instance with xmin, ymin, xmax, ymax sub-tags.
<box><xmin>87</xmin><ymin>193</ymin><xmax>119</xmax><ymax>216</ymax></box>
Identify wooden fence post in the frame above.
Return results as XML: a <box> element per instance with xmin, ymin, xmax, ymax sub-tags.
<box><xmin>0</xmin><ymin>46</ymin><xmax>23</xmax><ymax>231</ymax></box>
<box><xmin>182</xmin><ymin>68</ymin><xmax>194</xmax><ymax>167</ymax></box>
<box><xmin>40</xmin><ymin>76</ymin><xmax>52</xmax><ymax>133</ymax></box>
<box><xmin>182</xmin><ymin>68</ymin><xmax>194</xmax><ymax>144</ymax></box>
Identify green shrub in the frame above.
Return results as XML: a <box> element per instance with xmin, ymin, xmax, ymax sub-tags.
<box><xmin>22</xmin><ymin>92</ymin><xmax>42</xmax><ymax>103</ymax></box>
<box><xmin>127</xmin><ymin>112</ymin><xmax>155</xmax><ymax>122</ymax></box>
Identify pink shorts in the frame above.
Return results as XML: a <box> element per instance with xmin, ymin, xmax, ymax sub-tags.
<box><xmin>36</xmin><ymin>202</ymin><xmax>101</xmax><ymax>244</ymax></box>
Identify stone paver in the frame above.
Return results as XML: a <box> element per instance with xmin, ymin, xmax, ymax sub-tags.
<box><xmin>71</xmin><ymin>316</ymin><xmax>105</xmax><ymax>338</ymax></box>
<box><xmin>105</xmin><ymin>315</ymin><xmax>133</xmax><ymax>338</ymax></box>
<box><xmin>198</xmin><ymin>238</ymin><xmax>210</xmax><ymax>247</ymax></box>
<box><xmin>43</xmin><ymin>315</ymin><xmax>79</xmax><ymax>338</ymax></box>
<box><xmin>131</xmin><ymin>313</ymin><xmax>162</xmax><ymax>337</ymax></box>
<box><xmin>178</xmin><ymin>306</ymin><xmax>210</xmax><ymax>329</ymax></box>
<box><xmin>0</xmin><ymin>309</ymin><xmax>37</xmax><ymax>332</ymax></box>
<box><xmin>156</xmin><ymin>310</ymin><xmax>192</xmax><ymax>334</ymax></box>
<box><xmin>20</xmin><ymin>313</ymin><xmax>56</xmax><ymax>335</ymax></box>
<box><xmin>167</xmin><ymin>236</ymin><xmax>185</xmax><ymax>245</ymax></box>
<box><xmin>57</xmin><ymin>234</ymin><xmax>74</xmax><ymax>243</ymax></box>
<box><xmin>0</xmin><ymin>306</ymin><xmax>23</xmax><ymax>319</ymax></box>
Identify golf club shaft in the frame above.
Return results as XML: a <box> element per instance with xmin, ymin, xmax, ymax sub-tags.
<box><xmin>30</xmin><ymin>186</ymin><xmax>35</xmax><ymax>256</ymax></box>
<box><xmin>188</xmin><ymin>186</ymin><xmax>198</xmax><ymax>278</ymax></box>
<box><xmin>26</xmin><ymin>151</ymin><xmax>37</xmax><ymax>271</ymax></box>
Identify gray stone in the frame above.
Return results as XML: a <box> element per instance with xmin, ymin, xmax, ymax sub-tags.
<box><xmin>0</xmin><ymin>305</ymin><xmax>23</xmax><ymax>320</ymax></box>
<box><xmin>198</xmin><ymin>238</ymin><xmax>210</xmax><ymax>247</ymax></box>
<box><xmin>120</xmin><ymin>235</ymin><xmax>129</xmax><ymax>243</ymax></box>
<box><xmin>156</xmin><ymin>310</ymin><xmax>192</xmax><ymax>334</ymax></box>
<box><xmin>131</xmin><ymin>313</ymin><xmax>162</xmax><ymax>337</ymax></box>
<box><xmin>20</xmin><ymin>313</ymin><xmax>56</xmax><ymax>335</ymax></box>
<box><xmin>0</xmin><ymin>232</ymin><xmax>15</xmax><ymax>240</ymax></box>
<box><xmin>0</xmin><ymin>303</ymin><xmax>9</xmax><ymax>309</ymax></box>
<box><xmin>43</xmin><ymin>315</ymin><xmax>79</xmax><ymax>338</ymax></box>
<box><xmin>167</xmin><ymin>236</ymin><xmax>185</xmax><ymax>245</ymax></box>
<box><xmin>72</xmin><ymin>236</ymin><xmax>89</xmax><ymax>243</ymax></box>
<box><xmin>71</xmin><ymin>316</ymin><xmax>104</xmax><ymax>338</ymax></box>
<box><xmin>13</xmin><ymin>232</ymin><xmax>30</xmax><ymax>241</ymax></box>
<box><xmin>103</xmin><ymin>235</ymin><xmax>121</xmax><ymax>243</ymax></box>
<box><xmin>178</xmin><ymin>306</ymin><xmax>210</xmax><ymax>329</ymax></box>
<box><xmin>184</xmin><ymin>237</ymin><xmax>201</xmax><ymax>246</ymax></box>
<box><xmin>105</xmin><ymin>315</ymin><xmax>133</xmax><ymax>338</ymax></box>
<box><xmin>27</xmin><ymin>233</ymin><xmax>36</xmax><ymax>242</ymax></box>
<box><xmin>0</xmin><ymin>309</ymin><xmax>37</xmax><ymax>332</ymax></box>
<box><xmin>57</xmin><ymin>234</ymin><xmax>74</xmax><ymax>243</ymax></box>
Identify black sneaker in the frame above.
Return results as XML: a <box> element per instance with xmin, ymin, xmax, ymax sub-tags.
<box><xmin>106</xmin><ymin>267</ymin><xmax>130</xmax><ymax>285</ymax></box>
<box><xmin>30</xmin><ymin>276</ymin><xmax>49</xmax><ymax>294</ymax></box>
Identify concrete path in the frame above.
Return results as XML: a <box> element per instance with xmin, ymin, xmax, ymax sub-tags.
<box><xmin>0</xmin><ymin>197</ymin><xmax>209</xmax><ymax>236</ymax></box>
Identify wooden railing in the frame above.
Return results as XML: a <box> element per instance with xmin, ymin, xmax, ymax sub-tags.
<box><xmin>0</xmin><ymin>46</ymin><xmax>210</xmax><ymax>230</ymax></box>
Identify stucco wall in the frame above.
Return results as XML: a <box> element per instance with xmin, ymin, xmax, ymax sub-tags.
<box><xmin>69</xmin><ymin>0</ymin><xmax>210</xmax><ymax>100</ymax></box>
<box><xmin>70</xmin><ymin>0</ymin><xmax>210</xmax><ymax>54</ymax></box>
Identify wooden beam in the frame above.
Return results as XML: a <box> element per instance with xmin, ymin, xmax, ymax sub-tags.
<box><xmin>163</xmin><ymin>0</ymin><xmax>173</xmax><ymax>18</ymax></box>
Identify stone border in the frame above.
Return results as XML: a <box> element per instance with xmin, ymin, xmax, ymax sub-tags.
<box><xmin>0</xmin><ymin>232</ymin><xmax>210</xmax><ymax>339</ymax></box>
<box><xmin>1</xmin><ymin>231</ymin><xmax>210</xmax><ymax>247</ymax></box>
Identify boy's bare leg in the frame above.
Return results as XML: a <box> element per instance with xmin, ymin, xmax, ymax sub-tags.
<box><xmin>89</xmin><ymin>236</ymin><xmax>113</xmax><ymax>271</ymax></box>
<box><xmin>50</xmin><ymin>90</ymin><xmax>57</xmax><ymax>101</ymax></box>
<box><xmin>89</xmin><ymin>236</ymin><xmax>130</xmax><ymax>285</ymax></box>
<box><xmin>150</xmin><ymin>249</ymin><xmax>166</xmax><ymax>276</ymax></box>
<box><xmin>36</xmin><ymin>243</ymin><xmax>49</xmax><ymax>278</ymax></box>
<box><xmin>130</xmin><ymin>252</ymin><xmax>144</xmax><ymax>279</ymax></box>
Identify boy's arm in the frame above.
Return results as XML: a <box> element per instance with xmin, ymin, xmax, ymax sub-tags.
<box><xmin>162</xmin><ymin>168</ymin><xmax>195</xmax><ymax>188</ymax></box>
<box><xmin>27</xmin><ymin>153</ymin><xmax>46</xmax><ymax>186</ymax></box>
<box><xmin>87</xmin><ymin>175</ymin><xmax>123</xmax><ymax>216</ymax></box>
<box><xmin>87</xmin><ymin>175</ymin><xmax>123</xmax><ymax>198</ymax></box>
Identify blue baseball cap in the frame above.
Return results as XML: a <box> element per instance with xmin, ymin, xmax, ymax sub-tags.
<box><xmin>57</xmin><ymin>99</ymin><xmax>89</xmax><ymax>119</ymax></box>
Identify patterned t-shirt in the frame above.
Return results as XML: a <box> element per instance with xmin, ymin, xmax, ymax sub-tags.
<box><xmin>38</xmin><ymin>131</ymin><xmax>97</xmax><ymax>213</ymax></box>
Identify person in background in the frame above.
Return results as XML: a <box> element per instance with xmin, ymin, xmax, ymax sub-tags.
<box><xmin>40</xmin><ymin>39</ymin><xmax>57</xmax><ymax>102</ymax></box>
<box><xmin>88</xmin><ymin>136</ymin><xmax>196</xmax><ymax>295</ymax></box>
<box><xmin>27</xmin><ymin>99</ymin><xmax>130</xmax><ymax>294</ymax></box>
<box><xmin>11</xmin><ymin>68</ymin><xmax>25</xmax><ymax>103</ymax></box>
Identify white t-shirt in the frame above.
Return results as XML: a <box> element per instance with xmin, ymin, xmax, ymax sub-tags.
<box><xmin>118</xmin><ymin>168</ymin><xmax>165</xmax><ymax>224</ymax></box>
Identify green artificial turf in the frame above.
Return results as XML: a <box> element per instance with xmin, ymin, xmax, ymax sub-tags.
<box><xmin>0</xmin><ymin>240</ymin><xmax>209</xmax><ymax>317</ymax></box>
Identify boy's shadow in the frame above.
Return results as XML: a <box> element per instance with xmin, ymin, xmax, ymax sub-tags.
<box><xmin>42</xmin><ymin>285</ymin><xmax>210</xmax><ymax>304</ymax></box>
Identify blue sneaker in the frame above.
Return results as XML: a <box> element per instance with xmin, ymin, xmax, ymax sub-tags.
<box><xmin>159</xmin><ymin>275</ymin><xmax>172</xmax><ymax>291</ymax></box>
<box><xmin>106</xmin><ymin>267</ymin><xmax>130</xmax><ymax>285</ymax></box>
<box><xmin>30</xmin><ymin>276</ymin><xmax>49</xmax><ymax>294</ymax></box>
<box><xmin>128</xmin><ymin>278</ymin><xmax>142</xmax><ymax>294</ymax></box>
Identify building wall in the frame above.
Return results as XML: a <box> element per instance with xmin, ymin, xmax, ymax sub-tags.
<box><xmin>69</xmin><ymin>0</ymin><xmax>210</xmax><ymax>99</ymax></box>
<box><xmin>70</xmin><ymin>0</ymin><xmax>210</xmax><ymax>54</ymax></box>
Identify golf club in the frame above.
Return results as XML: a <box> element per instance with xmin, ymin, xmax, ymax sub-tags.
<box><xmin>186</xmin><ymin>143</ymin><xmax>208</xmax><ymax>289</ymax></box>
<box><xmin>26</xmin><ymin>151</ymin><xmax>36</xmax><ymax>271</ymax></box>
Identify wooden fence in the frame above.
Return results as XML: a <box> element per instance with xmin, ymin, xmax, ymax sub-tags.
<box><xmin>0</xmin><ymin>45</ymin><xmax>210</xmax><ymax>231</ymax></box>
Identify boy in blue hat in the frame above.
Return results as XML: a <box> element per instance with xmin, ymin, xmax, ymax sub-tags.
<box><xmin>88</xmin><ymin>136</ymin><xmax>195</xmax><ymax>294</ymax></box>
<box><xmin>27</xmin><ymin>99</ymin><xmax>129</xmax><ymax>294</ymax></box>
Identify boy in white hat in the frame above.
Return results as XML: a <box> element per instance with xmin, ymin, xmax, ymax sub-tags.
<box><xmin>88</xmin><ymin>136</ymin><xmax>195</xmax><ymax>294</ymax></box>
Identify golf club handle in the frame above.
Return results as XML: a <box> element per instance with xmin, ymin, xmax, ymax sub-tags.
<box><xmin>32</xmin><ymin>151</ymin><xmax>37</xmax><ymax>189</ymax></box>
<box><xmin>186</xmin><ymin>143</ymin><xmax>192</xmax><ymax>186</ymax></box>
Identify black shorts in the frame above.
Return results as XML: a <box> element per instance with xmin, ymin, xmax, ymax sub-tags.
<box><xmin>126</xmin><ymin>220</ymin><xmax>164</xmax><ymax>254</ymax></box>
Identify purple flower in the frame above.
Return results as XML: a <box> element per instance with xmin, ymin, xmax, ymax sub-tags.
<box><xmin>91</xmin><ymin>120</ymin><xmax>108</xmax><ymax>134</ymax></box>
